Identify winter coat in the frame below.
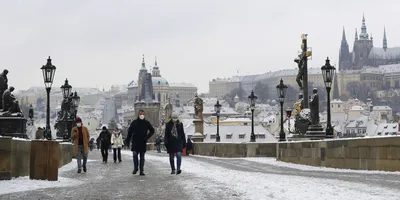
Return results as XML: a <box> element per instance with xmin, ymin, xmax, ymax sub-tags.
<box><xmin>71</xmin><ymin>126</ymin><xmax>90</xmax><ymax>156</ymax></box>
<box><xmin>164</xmin><ymin>120</ymin><xmax>186</xmax><ymax>154</ymax></box>
<box><xmin>97</xmin><ymin>130</ymin><xmax>111</xmax><ymax>146</ymax></box>
<box><xmin>186</xmin><ymin>139</ymin><xmax>193</xmax><ymax>150</ymax></box>
<box><xmin>126</xmin><ymin>118</ymin><xmax>155</xmax><ymax>152</ymax></box>
<box><xmin>111</xmin><ymin>131</ymin><xmax>124</xmax><ymax>148</ymax></box>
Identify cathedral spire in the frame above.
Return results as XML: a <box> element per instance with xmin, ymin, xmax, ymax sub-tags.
<box><xmin>355</xmin><ymin>28</ymin><xmax>358</xmax><ymax>41</ymax></box>
<box><xmin>383</xmin><ymin>27</ymin><xmax>388</xmax><ymax>51</ymax></box>
<box><xmin>152</xmin><ymin>56</ymin><xmax>161</xmax><ymax>77</ymax></box>
<box><xmin>359</xmin><ymin>13</ymin><xmax>369</xmax><ymax>40</ymax></box>
<box><xmin>341</xmin><ymin>27</ymin><xmax>347</xmax><ymax>43</ymax></box>
<box><xmin>154</xmin><ymin>56</ymin><xmax>158</xmax><ymax>66</ymax></box>
<box><xmin>140</xmin><ymin>54</ymin><xmax>147</xmax><ymax>71</ymax></box>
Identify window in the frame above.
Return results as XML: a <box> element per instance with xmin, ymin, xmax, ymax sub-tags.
<box><xmin>88</xmin><ymin>122</ymin><xmax>90</xmax><ymax>126</ymax></box>
<box><xmin>338</xmin><ymin>105</ymin><xmax>340</xmax><ymax>108</ymax></box>
<box><xmin>258</xmin><ymin>134</ymin><xmax>266</xmax><ymax>139</ymax></box>
<box><xmin>226</xmin><ymin>134</ymin><xmax>232</xmax><ymax>139</ymax></box>
<box><xmin>210</xmin><ymin>134</ymin><xmax>216</xmax><ymax>139</ymax></box>
<box><xmin>239</xmin><ymin>134</ymin><xmax>245</xmax><ymax>139</ymax></box>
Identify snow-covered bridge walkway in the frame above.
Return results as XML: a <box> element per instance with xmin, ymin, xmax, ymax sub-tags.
<box><xmin>1</xmin><ymin>150</ymin><xmax>400</xmax><ymax>200</ymax></box>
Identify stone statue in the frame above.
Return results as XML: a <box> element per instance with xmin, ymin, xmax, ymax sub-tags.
<box><xmin>294</xmin><ymin>54</ymin><xmax>306</xmax><ymax>90</ymax></box>
<box><xmin>164</xmin><ymin>98</ymin><xmax>173</xmax><ymax>122</ymax></box>
<box><xmin>293</xmin><ymin>93</ymin><xmax>304</xmax><ymax>116</ymax></box>
<box><xmin>0</xmin><ymin>69</ymin><xmax>9</xmax><ymax>110</ymax></box>
<box><xmin>1</xmin><ymin>86</ymin><xmax>22</xmax><ymax>116</ymax></box>
<box><xmin>193</xmin><ymin>93</ymin><xmax>203</xmax><ymax>120</ymax></box>
<box><xmin>309</xmin><ymin>88</ymin><xmax>320</xmax><ymax>126</ymax></box>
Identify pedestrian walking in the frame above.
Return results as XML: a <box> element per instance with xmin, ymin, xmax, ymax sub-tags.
<box><xmin>97</xmin><ymin>126</ymin><xmax>111</xmax><ymax>163</ymax></box>
<box><xmin>155</xmin><ymin>136</ymin><xmax>162</xmax><ymax>153</ymax></box>
<box><xmin>186</xmin><ymin>138</ymin><xmax>193</xmax><ymax>156</ymax></box>
<box><xmin>125</xmin><ymin>110</ymin><xmax>155</xmax><ymax>176</ymax></box>
<box><xmin>164</xmin><ymin>113</ymin><xmax>186</xmax><ymax>175</ymax></box>
<box><xmin>71</xmin><ymin>117</ymin><xmax>90</xmax><ymax>173</ymax></box>
<box><xmin>89</xmin><ymin>138</ymin><xmax>94</xmax><ymax>151</ymax></box>
<box><xmin>111</xmin><ymin>127</ymin><xmax>123</xmax><ymax>163</ymax></box>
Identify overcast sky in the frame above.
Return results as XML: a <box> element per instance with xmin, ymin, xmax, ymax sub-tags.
<box><xmin>1</xmin><ymin>0</ymin><xmax>398</xmax><ymax>93</ymax></box>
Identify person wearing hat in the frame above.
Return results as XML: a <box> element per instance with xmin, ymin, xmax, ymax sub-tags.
<box><xmin>126</xmin><ymin>109</ymin><xmax>155</xmax><ymax>176</ymax></box>
<box><xmin>71</xmin><ymin>117</ymin><xmax>90</xmax><ymax>173</ymax></box>
<box><xmin>164</xmin><ymin>113</ymin><xmax>186</xmax><ymax>175</ymax></box>
<box><xmin>111</xmin><ymin>127</ymin><xmax>124</xmax><ymax>163</ymax></box>
<box><xmin>97</xmin><ymin>126</ymin><xmax>112</xmax><ymax>163</ymax></box>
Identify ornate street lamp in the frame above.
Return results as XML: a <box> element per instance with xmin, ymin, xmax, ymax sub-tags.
<box><xmin>71</xmin><ymin>91</ymin><xmax>80</xmax><ymax>119</ymax></box>
<box><xmin>61</xmin><ymin>79</ymin><xmax>72</xmax><ymax>139</ymax></box>
<box><xmin>286</xmin><ymin>107</ymin><xmax>293</xmax><ymax>133</ymax></box>
<box><xmin>214</xmin><ymin>100</ymin><xmax>222</xmax><ymax>142</ymax></box>
<box><xmin>28</xmin><ymin>104</ymin><xmax>34</xmax><ymax>126</ymax></box>
<box><xmin>41</xmin><ymin>56</ymin><xmax>56</xmax><ymax>140</ymax></box>
<box><xmin>276</xmin><ymin>79</ymin><xmax>288</xmax><ymax>142</ymax></box>
<box><xmin>248</xmin><ymin>90</ymin><xmax>257</xmax><ymax>142</ymax></box>
<box><xmin>321</xmin><ymin>57</ymin><xmax>336</xmax><ymax>138</ymax></box>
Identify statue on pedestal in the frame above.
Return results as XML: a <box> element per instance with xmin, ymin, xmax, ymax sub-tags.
<box><xmin>193</xmin><ymin>93</ymin><xmax>203</xmax><ymax>120</ymax></box>
<box><xmin>1</xmin><ymin>86</ymin><xmax>22</xmax><ymax>116</ymax></box>
<box><xmin>0</xmin><ymin>69</ymin><xmax>9</xmax><ymax>110</ymax></box>
<box><xmin>309</xmin><ymin>88</ymin><xmax>320</xmax><ymax>126</ymax></box>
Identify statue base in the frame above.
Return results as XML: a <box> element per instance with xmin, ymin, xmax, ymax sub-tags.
<box><xmin>305</xmin><ymin>125</ymin><xmax>326</xmax><ymax>140</ymax></box>
<box><xmin>193</xmin><ymin>119</ymin><xmax>204</xmax><ymax>135</ymax></box>
<box><xmin>191</xmin><ymin>132</ymin><xmax>204</xmax><ymax>142</ymax></box>
<box><xmin>294</xmin><ymin>118</ymin><xmax>310</xmax><ymax>135</ymax></box>
<box><xmin>0</xmin><ymin>116</ymin><xmax>27</xmax><ymax>138</ymax></box>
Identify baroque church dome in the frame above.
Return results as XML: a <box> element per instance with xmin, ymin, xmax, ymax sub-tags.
<box><xmin>152</xmin><ymin>76</ymin><xmax>169</xmax><ymax>86</ymax></box>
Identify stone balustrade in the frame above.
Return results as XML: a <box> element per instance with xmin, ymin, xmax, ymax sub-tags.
<box><xmin>0</xmin><ymin>137</ymin><xmax>74</xmax><ymax>180</ymax></box>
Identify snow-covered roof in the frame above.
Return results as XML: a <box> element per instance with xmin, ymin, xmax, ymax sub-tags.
<box><xmin>350</xmin><ymin>106</ymin><xmax>364</xmax><ymax>111</ymax></box>
<box><xmin>346</xmin><ymin>115</ymin><xmax>368</xmax><ymax>128</ymax></box>
<box><xmin>128</xmin><ymin>80</ymin><xmax>138</xmax><ymax>88</ymax></box>
<box><xmin>373</xmin><ymin>106</ymin><xmax>392</xmax><ymax>111</ymax></box>
<box><xmin>184</xmin><ymin>124</ymin><xmax>277</xmax><ymax>143</ymax></box>
<box><xmin>373</xmin><ymin>123</ymin><xmax>399</xmax><ymax>136</ymax></box>
<box><xmin>368</xmin><ymin>47</ymin><xmax>400</xmax><ymax>60</ymax></box>
<box><xmin>378</xmin><ymin>64</ymin><xmax>400</xmax><ymax>73</ymax></box>
<box><xmin>169</xmin><ymin>82</ymin><xmax>197</xmax><ymax>88</ymax></box>
<box><xmin>331</xmin><ymin>99</ymin><xmax>343</xmax><ymax>104</ymax></box>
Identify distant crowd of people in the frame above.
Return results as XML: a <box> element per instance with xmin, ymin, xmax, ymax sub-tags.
<box><xmin>70</xmin><ymin>110</ymin><xmax>193</xmax><ymax>176</ymax></box>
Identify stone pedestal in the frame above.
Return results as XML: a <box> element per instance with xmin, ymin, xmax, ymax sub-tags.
<box><xmin>193</xmin><ymin>119</ymin><xmax>204</xmax><ymax>135</ymax></box>
<box><xmin>30</xmin><ymin>140</ymin><xmax>60</xmax><ymax>181</ymax></box>
<box><xmin>0</xmin><ymin>116</ymin><xmax>27</xmax><ymax>138</ymax></box>
<box><xmin>191</xmin><ymin>132</ymin><xmax>204</xmax><ymax>142</ymax></box>
<box><xmin>305</xmin><ymin>125</ymin><xmax>326</xmax><ymax>140</ymax></box>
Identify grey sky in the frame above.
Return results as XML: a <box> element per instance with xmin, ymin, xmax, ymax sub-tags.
<box><xmin>1</xmin><ymin>0</ymin><xmax>398</xmax><ymax>93</ymax></box>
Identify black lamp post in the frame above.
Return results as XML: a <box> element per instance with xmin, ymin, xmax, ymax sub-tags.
<box><xmin>276</xmin><ymin>79</ymin><xmax>288</xmax><ymax>142</ymax></box>
<box><xmin>61</xmin><ymin>79</ymin><xmax>72</xmax><ymax>139</ymax></box>
<box><xmin>41</xmin><ymin>56</ymin><xmax>56</xmax><ymax>140</ymax></box>
<box><xmin>286</xmin><ymin>107</ymin><xmax>292</xmax><ymax>133</ymax></box>
<box><xmin>248</xmin><ymin>90</ymin><xmax>257</xmax><ymax>142</ymax></box>
<box><xmin>321</xmin><ymin>57</ymin><xmax>336</xmax><ymax>138</ymax></box>
<box><xmin>28</xmin><ymin>104</ymin><xmax>34</xmax><ymax>126</ymax></box>
<box><xmin>71</xmin><ymin>91</ymin><xmax>80</xmax><ymax>120</ymax></box>
<box><xmin>214</xmin><ymin>100</ymin><xmax>222</xmax><ymax>142</ymax></box>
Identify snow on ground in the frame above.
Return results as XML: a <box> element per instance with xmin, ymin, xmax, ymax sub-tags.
<box><xmin>140</xmin><ymin>153</ymin><xmax>399</xmax><ymax>200</ymax></box>
<box><xmin>242</xmin><ymin>157</ymin><xmax>400</xmax><ymax>175</ymax></box>
<box><xmin>0</xmin><ymin>160</ymin><xmax>83</xmax><ymax>196</ymax></box>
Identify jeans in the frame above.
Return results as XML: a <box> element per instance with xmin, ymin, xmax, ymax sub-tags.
<box><xmin>169</xmin><ymin>152</ymin><xmax>182</xmax><ymax>171</ymax></box>
<box><xmin>77</xmin><ymin>145</ymin><xmax>88</xmax><ymax>169</ymax></box>
<box><xmin>133</xmin><ymin>151</ymin><xmax>145</xmax><ymax>172</ymax></box>
<box><xmin>156</xmin><ymin>144</ymin><xmax>161</xmax><ymax>153</ymax></box>
<box><xmin>101</xmin><ymin>144</ymin><xmax>108</xmax><ymax>162</ymax></box>
<box><xmin>113</xmin><ymin>148</ymin><xmax>122</xmax><ymax>162</ymax></box>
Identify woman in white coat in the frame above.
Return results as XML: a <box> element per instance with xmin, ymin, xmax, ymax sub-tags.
<box><xmin>111</xmin><ymin>127</ymin><xmax>124</xmax><ymax>163</ymax></box>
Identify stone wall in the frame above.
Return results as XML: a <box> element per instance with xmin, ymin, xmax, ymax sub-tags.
<box><xmin>193</xmin><ymin>143</ymin><xmax>277</xmax><ymax>157</ymax></box>
<box><xmin>0</xmin><ymin>137</ymin><xmax>74</xmax><ymax>179</ymax></box>
<box><xmin>278</xmin><ymin>137</ymin><xmax>400</xmax><ymax>171</ymax></box>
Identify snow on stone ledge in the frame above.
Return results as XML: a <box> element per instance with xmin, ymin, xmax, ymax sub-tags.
<box><xmin>0</xmin><ymin>160</ymin><xmax>82</xmax><ymax>196</ymax></box>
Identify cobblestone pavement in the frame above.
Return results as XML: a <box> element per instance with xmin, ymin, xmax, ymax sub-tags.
<box><xmin>1</xmin><ymin>150</ymin><xmax>400</xmax><ymax>200</ymax></box>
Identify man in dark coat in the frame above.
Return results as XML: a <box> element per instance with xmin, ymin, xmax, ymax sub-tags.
<box><xmin>97</xmin><ymin>126</ymin><xmax>111</xmax><ymax>163</ymax></box>
<box><xmin>155</xmin><ymin>136</ymin><xmax>162</xmax><ymax>153</ymax></box>
<box><xmin>164</xmin><ymin>113</ymin><xmax>186</xmax><ymax>175</ymax></box>
<box><xmin>125</xmin><ymin>110</ymin><xmax>155</xmax><ymax>176</ymax></box>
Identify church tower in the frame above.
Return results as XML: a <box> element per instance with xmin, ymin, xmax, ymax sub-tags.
<box><xmin>352</xmin><ymin>14</ymin><xmax>374</xmax><ymax>69</ymax></box>
<box><xmin>339</xmin><ymin>27</ymin><xmax>352</xmax><ymax>70</ymax></box>
<box><xmin>152</xmin><ymin>57</ymin><xmax>161</xmax><ymax>77</ymax></box>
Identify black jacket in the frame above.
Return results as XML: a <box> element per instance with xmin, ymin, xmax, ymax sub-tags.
<box><xmin>164</xmin><ymin>120</ymin><xmax>186</xmax><ymax>154</ymax></box>
<box><xmin>126</xmin><ymin>118</ymin><xmax>155</xmax><ymax>152</ymax></box>
<box><xmin>97</xmin><ymin>130</ymin><xmax>111</xmax><ymax>146</ymax></box>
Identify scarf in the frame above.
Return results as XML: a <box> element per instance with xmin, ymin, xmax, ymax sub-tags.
<box><xmin>172</xmin><ymin>123</ymin><xmax>178</xmax><ymax>138</ymax></box>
